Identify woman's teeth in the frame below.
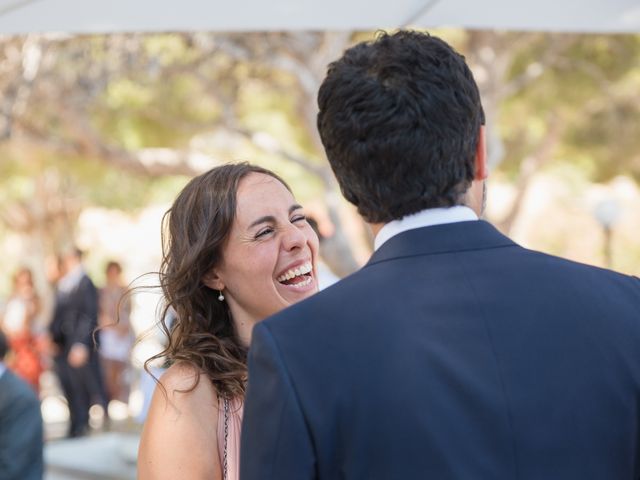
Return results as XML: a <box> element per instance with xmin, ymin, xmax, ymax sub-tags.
<box><xmin>291</xmin><ymin>276</ymin><xmax>312</xmax><ymax>287</ymax></box>
<box><xmin>277</xmin><ymin>262</ymin><xmax>312</xmax><ymax>283</ymax></box>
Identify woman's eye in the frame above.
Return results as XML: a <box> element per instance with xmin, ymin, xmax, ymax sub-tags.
<box><xmin>255</xmin><ymin>227</ymin><xmax>274</xmax><ymax>239</ymax></box>
<box><xmin>291</xmin><ymin>215</ymin><xmax>307</xmax><ymax>223</ymax></box>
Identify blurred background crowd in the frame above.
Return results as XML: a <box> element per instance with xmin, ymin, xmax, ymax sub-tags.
<box><xmin>1</xmin><ymin>254</ymin><xmax>136</xmax><ymax>440</ymax></box>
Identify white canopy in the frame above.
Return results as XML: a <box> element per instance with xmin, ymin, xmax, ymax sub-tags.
<box><xmin>0</xmin><ymin>0</ymin><xmax>639</xmax><ymax>35</ymax></box>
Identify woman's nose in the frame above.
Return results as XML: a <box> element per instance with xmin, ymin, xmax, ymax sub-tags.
<box><xmin>282</xmin><ymin>223</ymin><xmax>306</xmax><ymax>251</ymax></box>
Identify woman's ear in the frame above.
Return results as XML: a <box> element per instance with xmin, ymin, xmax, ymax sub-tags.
<box><xmin>202</xmin><ymin>269</ymin><xmax>224</xmax><ymax>291</ymax></box>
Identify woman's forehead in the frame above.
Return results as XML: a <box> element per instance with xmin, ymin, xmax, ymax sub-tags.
<box><xmin>235</xmin><ymin>173</ymin><xmax>296</xmax><ymax>218</ymax></box>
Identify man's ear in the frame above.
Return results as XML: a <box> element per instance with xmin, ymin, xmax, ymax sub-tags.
<box><xmin>202</xmin><ymin>269</ymin><xmax>224</xmax><ymax>291</ymax></box>
<box><xmin>474</xmin><ymin>125</ymin><xmax>488</xmax><ymax>181</ymax></box>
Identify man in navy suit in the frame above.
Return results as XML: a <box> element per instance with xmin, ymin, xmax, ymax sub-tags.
<box><xmin>240</xmin><ymin>31</ymin><xmax>640</xmax><ymax>479</ymax></box>
<box><xmin>0</xmin><ymin>330</ymin><xmax>44</xmax><ymax>480</ymax></box>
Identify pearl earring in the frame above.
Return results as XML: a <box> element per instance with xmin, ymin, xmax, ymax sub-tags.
<box><xmin>218</xmin><ymin>290</ymin><xmax>225</xmax><ymax>302</ymax></box>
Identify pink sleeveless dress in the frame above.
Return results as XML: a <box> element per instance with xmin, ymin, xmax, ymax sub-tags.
<box><xmin>217</xmin><ymin>396</ymin><xmax>243</xmax><ymax>480</ymax></box>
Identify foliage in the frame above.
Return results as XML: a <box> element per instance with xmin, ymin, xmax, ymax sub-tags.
<box><xmin>499</xmin><ymin>33</ymin><xmax>640</xmax><ymax>183</ymax></box>
<box><xmin>0</xmin><ymin>30</ymin><xmax>639</xmax><ymax>274</ymax></box>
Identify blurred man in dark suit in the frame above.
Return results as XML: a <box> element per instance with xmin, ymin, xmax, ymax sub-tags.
<box><xmin>0</xmin><ymin>330</ymin><xmax>43</xmax><ymax>480</ymax></box>
<box><xmin>49</xmin><ymin>247</ymin><xmax>107</xmax><ymax>437</ymax></box>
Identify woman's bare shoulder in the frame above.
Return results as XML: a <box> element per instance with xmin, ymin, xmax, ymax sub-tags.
<box><xmin>161</xmin><ymin>361</ymin><xmax>214</xmax><ymax>391</ymax></box>
<box><xmin>152</xmin><ymin>361</ymin><xmax>220</xmax><ymax>418</ymax></box>
<box><xmin>137</xmin><ymin>362</ymin><xmax>222</xmax><ymax>479</ymax></box>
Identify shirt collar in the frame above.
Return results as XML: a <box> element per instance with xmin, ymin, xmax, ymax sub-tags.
<box><xmin>374</xmin><ymin>206</ymin><xmax>478</xmax><ymax>251</ymax></box>
<box><xmin>0</xmin><ymin>362</ymin><xmax>6</xmax><ymax>380</ymax></box>
<box><xmin>58</xmin><ymin>264</ymin><xmax>85</xmax><ymax>293</ymax></box>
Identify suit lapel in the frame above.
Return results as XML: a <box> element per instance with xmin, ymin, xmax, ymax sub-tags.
<box><xmin>367</xmin><ymin>220</ymin><xmax>516</xmax><ymax>266</ymax></box>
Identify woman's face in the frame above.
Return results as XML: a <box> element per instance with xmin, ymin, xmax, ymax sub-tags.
<box><xmin>106</xmin><ymin>265</ymin><xmax>122</xmax><ymax>285</ymax></box>
<box><xmin>209</xmin><ymin>172</ymin><xmax>319</xmax><ymax>342</ymax></box>
<box><xmin>14</xmin><ymin>271</ymin><xmax>33</xmax><ymax>295</ymax></box>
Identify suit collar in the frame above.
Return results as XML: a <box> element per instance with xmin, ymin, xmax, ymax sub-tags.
<box><xmin>367</xmin><ymin>220</ymin><xmax>516</xmax><ymax>266</ymax></box>
<box><xmin>374</xmin><ymin>206</ymin><xmax>478</xmax><ymax>251</ymax></box>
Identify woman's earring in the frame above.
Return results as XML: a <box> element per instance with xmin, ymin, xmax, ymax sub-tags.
<box><xmin>218</xmin><ymin>290</ymin><xmax>225</xmax><ymax>302</ymax></box>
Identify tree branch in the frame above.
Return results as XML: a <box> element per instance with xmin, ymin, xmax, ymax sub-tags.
<box><xmin>501</xmin><ymin>35</ymin><xmax>576</xmax><ymax>100</ymax></box>
<box><xmin>496</xmin><ymin>114</ymin><xmax>565</xmax><ymax>234</ymax></box>
<box><xmin>17</xmin><ymin>119</ymin><xmax>215</xmax><ymax>177</ymax></box>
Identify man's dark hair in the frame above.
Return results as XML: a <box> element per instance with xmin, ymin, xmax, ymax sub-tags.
<box><xmin>61</xmin><ymin>246</ymin><xmax>83</xmax><ymax>261</ymax></box>
<box><xmin>106</xmin><ymin>261</ymin><xmax>122</xmax><ymax>274</ymax></box>
<box><xmin>317</xmin><ymin>30</ymin><xmax>485</xmax><ymax>223</ymax></box>
<box><xmin>0</xmin><ymin>330</ymin><xmax>8</xmax><ymax>359</ymax></box>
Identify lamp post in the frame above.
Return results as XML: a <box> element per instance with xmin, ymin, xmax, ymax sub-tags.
<box><xmin>593</xmin><ymin>198</ymin><xmax>620</xmax><ymax>269</ymax></box>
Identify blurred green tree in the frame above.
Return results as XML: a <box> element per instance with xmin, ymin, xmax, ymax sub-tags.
<box><xmin>0</xmin><ymin>32</ymin><xmax>361</xmax><ymax>278</ymax></box>
<box><xmin>460</xmin><ymin>31</ymin><xmax>640</xmax><ymax>232</ymax></box>
<box><xmin>0</xmin><ymin>30</ymin><xmax>638</xmax><ymax>283</ymax></box>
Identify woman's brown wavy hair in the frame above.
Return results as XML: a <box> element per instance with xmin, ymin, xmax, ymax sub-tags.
<box><xmin>146</xmin><ymin>162</ymin><xmax>291</xmax><ymax>399</ymax></box>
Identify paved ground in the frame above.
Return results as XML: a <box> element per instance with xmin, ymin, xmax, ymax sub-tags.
<box><xmin>40</xmin><ymin>370</ymin><xmax>147</xmax><ymax>480</ymax></box>
<box><xmin>45</xmin><ymin>432</ymin><xmax>139</xmax><ymax>480</ymax></box>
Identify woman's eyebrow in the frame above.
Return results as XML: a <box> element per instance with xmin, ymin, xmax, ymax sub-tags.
<box><xmin>248</xmin><ymin>204</ymin><xmax>303</xmax><ymax>229</ymax></box>
<box><xmin>248</xmin><ymin>215</ymin><xmax>275</xmax><ymax>229</ymax></box>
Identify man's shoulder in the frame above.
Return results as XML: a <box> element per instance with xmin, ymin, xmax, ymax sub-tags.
<box><xmin>266</xmin><ymin>268</ymin><xmax>368</xmax><ymax>321</ymax></box>
<box><xmin>259</xmin><ymin>266</ymin><xmax>383</xmax><ymax>349</ymax></box>
<box><xmin>520</xmin><ymin>247</ymin><xmax>639</xmax><ymax>284</ymax></box>
<box><xmin>79</xmin><ymin>273</ymin><xmax>97</xmax><ymax>289</ymax></box>
<box><xmin>0</xmin><ymin>371</ymin><xmax>39</xmax><ymax>407</ymax></box>
<box><xmin>262</xmin><ymin>243</ymin><xmax>640</xmax><ymax>335</ymax></box>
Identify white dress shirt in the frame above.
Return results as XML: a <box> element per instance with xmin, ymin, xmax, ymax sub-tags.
<box><xmin>57</xmin><ymin>264</ymin><xmax>85</xmax><ymax>294</ymax></box>
<box><xmin>374</xmin><ymin>206</ymin><xmax>478</xmax><ymax>251</ymax></box>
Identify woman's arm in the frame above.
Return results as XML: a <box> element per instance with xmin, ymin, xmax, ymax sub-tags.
<box><xmin>138</xmin><ymin>363</ymin><xmax>222</xmax><ymax>480</ymax></box>
<box><xmin>25</xmin><ymin>294</ymin><xmax>40</xmax><ymax>329</ymax></box>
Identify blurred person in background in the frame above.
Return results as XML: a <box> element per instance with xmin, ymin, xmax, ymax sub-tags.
<box><xmin>44</xmin><ymin>254</ymin><xmax>65</xmax><ymax>287</ymax></box>
<box><xmin>0</xmin><ymin>267</ymin><xmax>44</xmax><ymax>392</ymax></box>
<box><xmin>98</xmin><ymin>260</ymin><xmax>134</xmax><ymax>405</ymax></box>
<box><xmin>306</xmin><ymin>216</ymin><xmax>341</xmax><ymax>289</ymax></box>
<box><xmin>0</xmin><ymin>329</ymin><xmax>44</xmax><ymax>480</ymax></box>
<box><xmin>137</xmin><ymin>163</ymin><xmax>319</xmax><ymax>480</ymax></box>
<box><xmin>49</xmin><ymin>247</ymin><xmax>108</xmax><ymax>437</ymax></box>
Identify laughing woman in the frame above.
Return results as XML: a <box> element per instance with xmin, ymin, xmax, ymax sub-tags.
<box><xmin>137</xmin><ymin>163</ymin><xmax>319</xmax><ymax>480</ymax></box>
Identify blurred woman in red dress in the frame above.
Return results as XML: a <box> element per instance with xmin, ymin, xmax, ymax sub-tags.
<box><xmin>0</xmin><ymin>267</ymin><xmax>43</xmax><ymax>392</ymax></box>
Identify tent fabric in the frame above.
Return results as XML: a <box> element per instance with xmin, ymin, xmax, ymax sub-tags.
<box><xmin>0</xmin><ymin>0</ymin><xmax>639</xmax><ymax>35</ymax></box>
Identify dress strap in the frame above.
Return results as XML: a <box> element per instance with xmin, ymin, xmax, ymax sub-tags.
<box><xmin>223</xmin><ymin>396</ymin><xmax>229</xmax><ymax>480</ymax></box>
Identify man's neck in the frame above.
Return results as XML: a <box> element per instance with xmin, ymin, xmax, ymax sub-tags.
<box><xmin>370</xmin><ymin>222</ymin><xmax>385</xmax><ymax>239</ymax></box>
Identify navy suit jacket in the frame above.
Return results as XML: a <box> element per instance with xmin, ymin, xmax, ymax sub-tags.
<box><xmin>49</xmin><ymin>273</ymin><xmax>99</xmax><ymax>353</ymax></box>
<box><xmin>0</xmin><ymin>368</ymin><xmax>44</xmax><ymax>480</ymax></box>
<box><xmin>241</xmin><ymin>221</ymin><xmax>640</xmax><ymax>479</ymax></box>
